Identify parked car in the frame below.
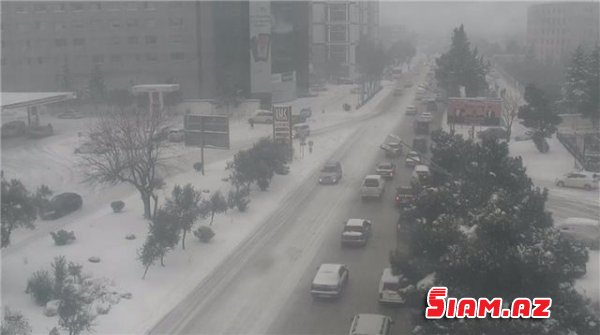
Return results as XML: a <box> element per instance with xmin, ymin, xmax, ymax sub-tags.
<box><xmin>311</xmin><ymin>263</ymin><xmax>349</xmax><ymax>299</ymax></box>
<box><xmin>405</xmin><ymin>105</ymin><xmax>417</xmax><ymax>115</ymax></box>
<box><xmin>417</xmin><ymin>111</ymin><xmax>433</xmax><ymax>122</ymax></box>
<box><xmin>556</xmin><ymin>217</ymin><xmax>600</xmax><ymax>249</ymax></box>
<box><xmin>299</xmin><ymin>108</ymin><xmax>313</xmax><ymax>119</ymax></box>
<box><xmin>405</xmin><ymin>151</ymin><xmax>421</xmax><ymax>167</ymax></box>
<box><xmin>28</xmin><ymin>124</ymin><xmax>54</xmax><ymax>138</ymax></box>
<box><xmin>361</xmin><ymin>175</ymin><xmax>385</xmax><ymax>200</ymax></box>
<box><xmin>291</xmin><ymin>114</ymin><xmax>307</xmax><ymax>125</ymax></box>
<box><xmin>375</xmin><ymin>162</ymin><xmax>396</xmax><ymax>179</ymax></box>
<box><xmin>380</xmin><ymin>142</ymin><xmax>403</xmax><ymax>158</ymax></box>
<box><xmin>293</xmin><ymin>123</ymin><xmax>310</xmax><ymax>139</ymax></box>
<box><xmin>555</xmin><ymin>171</ymin><xmax>599</xmax><ymax>190</ymax></box>
<box><xmin>75</xmin><ymin>142</ymin><xmax>108</xmax><ymax>154</ymax></box>
<box><xmin>248</xmin><ymin>110</ymin><xmax>274</xmax><ymax>124</ymax></box>
<box><xmin>394</xmin><ymin>185</ymin><xmax>415</xmax><ymax>208</ymax></box>
<box><xmin>319</xmin><ymin>161</ymin><xmax>343</xmax><ymax>184</ymax></box>
<box><xmin>1</xmin><ymin>120</ymin><xmax>27</xmax><ymax>138</ymax></box>
<box><xmin>478</xmin><ymin>127</ymin><xmax>507</xmax><ymax>141</ymax></box>
<box><xmin>378</xmin><ymin>268</ymin><xmax>405</xmax><ymax>304</ymax></box>
<box><xmin>341</xmin><ymin>219</ymin><xmax>372</xmax><ymax>247</ymax></box>
<box><xmin>348</xmin><ymin>314</ymin><xmax>394</xmax><ymax>335</ymax></box>
<box><xmin>42</xmin><ymin>193</ymin><xmax>83</xmax><ymax>220</ymax></box>
<box><xmin>167</xmin><ymin>129</ymin><xmax>185</xmax><ymax>142</ymax></box>
<box><xmin>412</xmin><ymin>165</ymin><xmax>431</xmax><ymax>185</ymax></box>
<box><xmin>57</xmin><ymin>110</ymin><xmax>83</xmax><ymax>119</ymax></box>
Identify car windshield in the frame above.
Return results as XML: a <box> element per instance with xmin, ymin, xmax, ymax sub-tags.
<box><xmin>383</xmin><ymin>282</ymin><xmax>400</xmax><ymax>291</ymax></box>
<box><xmin>321</xmin><ymin>166</ymin><xmax>337</xmax><ymax>173</ymax></box>
<box><xmin>378</xmin><ymin>164</ymin><xmax>392</xmax><ymax>169</ymax></box>
<box><xmin>344</xmin><ymin>225</ymin><xmax>364</xmax><ymax>233</ymax></box>
<box><xmin>364</xmin><ymin>179</ymin><xmax>379</xmax><ymax>187</ymax></box>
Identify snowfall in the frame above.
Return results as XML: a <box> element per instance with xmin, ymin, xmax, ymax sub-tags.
<box><xmin>2</xmin><ymin>64</ymin><xmax>599</xmax><ymax>334</ymax></box>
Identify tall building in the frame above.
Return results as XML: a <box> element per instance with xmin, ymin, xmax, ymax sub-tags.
<box><xmin>526</xmin><ymin>2</ymin><xmax>599</xmax><ymax>64</ymax></box>
<box><xmin>311</xmin><ymin>0</ymin><xmax>379</xmax><ymax>80</ymax></box>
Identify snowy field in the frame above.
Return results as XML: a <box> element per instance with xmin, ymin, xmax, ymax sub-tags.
<box><xmin>1</xmin><ymin>81</ymin><xmax>402</xmax><ymax>333</ymax></box>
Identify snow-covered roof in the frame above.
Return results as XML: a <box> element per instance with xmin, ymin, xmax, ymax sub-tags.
<box><xmin>381</xmin><ymin>268</ymin><xmax>400</xmax><ymax>283</ymax></box>
<box><xmin>130</xmin><ymin>84</ymin><xmax>180</xmax><ymax>94</ymax></box>
<box><xmin>1</xmin><ymin>92</ymin><xmax>75</xmax><ymax>109</ymax></box>
<box><xmin>351</xmin><ymin>314</ymin><xmax>388</xmax><ymax>334</ymax></box>
<box><xmin>415</xmin><ymin>165</ymin><xmax>430</xmax><ymax>172</ymax></box>
<box><xmin>346</xmin><ymin>219</ymin><xmax>367</xmax><ymax>227</ymax></box>
<box><xmin>560</xmin><ymin>218</ymin><xmax>600</xmax><ymax>227</ymax></box>
<box><xmin>365</xmin><ymin>174</ymin><xmax>382</xmax><ymax>180</ymax></box>
<box><xmin>313</xmin><ymin>264</ymin><xmax>342</xmax><ymax>286</ymax></box>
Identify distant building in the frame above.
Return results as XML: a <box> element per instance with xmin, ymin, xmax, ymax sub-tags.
<box><xmin>526</xmin><ymin>2</ymin><xmax>599</xmax><ymax>64</ymax></box>
<box><xmin>311</xmin><ymin>0</ymin><xmax>379</xmax><ymax>80</ymax></box>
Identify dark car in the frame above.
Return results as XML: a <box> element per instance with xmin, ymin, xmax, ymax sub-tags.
<box><xmin>291</xmin><ymin>114</ymin><xmax>308</xmax><ymax>125</ymax></box>
<box><xmin>42</xmin><ymin>193</ymin><xmax>83</xmax><ymax>220</ymax></box>
<box><xmin>319</xmin><ymin>161</ymin><xmax>343</xmax><ymax>184</ymax></box>
<box><xmin>394</xmin><ymin>186</ymin><xmax>415</xmax><ymax>208</ymax></box>
<box><xmin>1</xmin><ymin>121</ymin><xmax>27</xmax><ymax>138</ymax></box>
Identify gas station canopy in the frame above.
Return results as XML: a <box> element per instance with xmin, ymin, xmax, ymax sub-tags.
<box><xmin>1</xmin><ymin>92</ymin><xmax>76</xmax><ymax>110</ymax></box>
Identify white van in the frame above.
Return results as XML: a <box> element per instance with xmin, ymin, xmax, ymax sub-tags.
<box><xmin>378</xmin><ymin>268</ymin><xmax>404</xmax><ymax>304</ymax></box>
<box><xmin>293</xmin><ymin>123</ymin><xmax>310</xmax><ymax>138</ymax></box>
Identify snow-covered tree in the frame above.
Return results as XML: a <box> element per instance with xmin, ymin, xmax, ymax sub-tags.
<box><xmin>164</xmin><ymin>184</ymin><xmax>204</xmax><ymax>250</ymax></box>
<box><xmin>563</xmin><ymin>45</ymin><xmax>599</xmax><ymax>126</ymax></box>
<box><xmin>204</xmin><ymin>191</ymin><xmax>228</xmax><ymax>226</ymax></box>
<box><xmin>518</xmin><ymin>84</ymin><xmax>562</xmax><ymax>140</ymax></box>
<box><xmin>57</xmin><ymin>284</ymin><xmax>95</xmax><ymax>335</ymax></box>
<box><xmin>147</xmin><ymin>208</ymin><xmax>179</xmax><ymax>265</ymax></box>
<box><xmin>1</xmin><ymin>307</ymin><xmax>31</xmax><ymax>335</ymax></box>
<box><xmin>1</xmin><ymin>178</ymin><xmax>36</xmax><ymax>248</ymax></box>
<box><xmin>500</xmin><ymin>89</ymin><xmax>520</xmax><ymax>141</ymax></box>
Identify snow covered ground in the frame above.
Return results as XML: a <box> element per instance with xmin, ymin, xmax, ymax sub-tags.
<box><xmin>1</xmin><ymin>82</ymin><xmax>401</xmax><ymax>333</ymax></box>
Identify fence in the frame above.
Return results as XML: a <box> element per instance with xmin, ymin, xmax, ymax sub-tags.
<box><xmin>557</xmin><ymin>132</ymin><xmax>600</xmax><ymax>172</ymax></box>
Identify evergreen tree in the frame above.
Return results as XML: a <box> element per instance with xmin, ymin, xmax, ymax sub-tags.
<box><xmin>563</xmin><ymin>46</ymin><xmax>590</xmax><ymax>114</ymax></box>
<box><xmin>57</xmin><ymin>284</ymin><xmax>95</xmax><ymax>335</ymax></box>
<box><xmin>148</xmin><ymin>208</ymin><xmax>180</xmax><ymax>265</ymax></box>
<box><xmin>205</xmin><ymin>191</ymin><xmax>228</xmax><ymax>226</ymax></box>
<box><xmin>1</xmin><ymin>307</ymin><xmax>31</xmax><ymax>335</ymax></box>
<box><xmin>164</xmin><ymin>184</ymin><xmax>204</xmax><ymax>250</ymax></box>
<box><xmin>1</xmin><ymin>178</ymin><xmax>36</xmax><ymax>248</ymax></box>
<box><xmin>518</xmin><ymin>84</ymin><xmax>562</xmax><ymax>137</ymax></box>
<box><xmin>138</xmin><ymin>235</ymin><xmax>161</xmax><ymax>280</ymax></box>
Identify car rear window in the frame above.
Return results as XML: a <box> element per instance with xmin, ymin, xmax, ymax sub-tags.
<box><xmin>383</xmin><ymin>282</ymin><xmax>400</xmax><ymax>291</ymax></box>
<box><xmin>378</xmin><ymin>164</ymin><xmax>392</xmax><ymax>169</ymax></box>
<box><xmin>364</xmin><ymin>179</ymin><xmax>379</xmax><ymax>187</ymax></box>
<box><xmin>322</xmin><ymin>166</ymin><xmax>338</xmax><ymax>173</ymax></box>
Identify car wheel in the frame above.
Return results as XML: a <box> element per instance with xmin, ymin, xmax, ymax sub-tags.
<box><xmin>584</xmin><ymin>184</ymin><xmax>592</xmax><ymax>191</ymax></box>
<box><xmin>557</xmin><ymin>181</ymin><xmax>565</xmax><ymax>187</ymax></box>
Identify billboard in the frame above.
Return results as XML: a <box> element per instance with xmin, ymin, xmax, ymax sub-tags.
<box><xmin>249</xmin><ymin>2</ymin><xmax>272</xmax><ymax>95</ymax></box>
<box><xmin>272</xmin><ymin>105</ymin><xmax>292</xmax><ymax>144</ymax></box>
<box><xmin>448</xmin><ymin>97</ymin><xmax>502</xmax><ymax>126</ymax></box>
<box><xmin>184</xmin><ymin>115</ymin><xmax>230</xmax><ymax>149</ymax></box>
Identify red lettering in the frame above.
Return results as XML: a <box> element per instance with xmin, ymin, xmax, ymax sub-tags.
<box><xmin>447</xmin><ymin>298</ymin><xmax>457</xmax><ymax>318</ymax></box>
<box><xmin>477</xmin><ymin>298</ymin><xmax>502</xmax><ymax>318</ymax></box>
<box><xmin>456</xmin><ymin>298</ymin><xmax>477</xmax><ymax>318</ymax></box>
<box><xmin>425</xmin><ymin>287</ymin><xmax>447</xmax><ymax>319</ymax></box>
<box><xmin>511</xmin><ymin>298</ymin><xmax>532</xmax><ymax>318</ymax></box>
<box><xmin>532</xmin><ymin>298</ymin><xmax>552</xmax><ymax>318</ymax></box>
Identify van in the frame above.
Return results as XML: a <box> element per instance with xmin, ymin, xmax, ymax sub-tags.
<box><xmin>378</xmin><ymin>268</ymin><xmax>404</xmax><ymax>304</ymax></box>
<box><xmin>293</xmin><ymin>123</ymin><xmax>310</xmax><ymax>138</ymax></box>
<box><xmin>348</xmin><ymin>314</ymin><xmax>393</xmax><ymax>335</ymax></box>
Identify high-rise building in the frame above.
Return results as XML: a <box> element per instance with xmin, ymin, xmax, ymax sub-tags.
<box><xmin>526</xmin><ymin>2</ymin><xmax>599</xmax><ymax>64</ymax></box>
<box><xmin>311</xmin><ymin>0</ymin><xmax>379</xmax><ymax>80</ymax></box>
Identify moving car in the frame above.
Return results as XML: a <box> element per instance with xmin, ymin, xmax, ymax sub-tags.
<box><xmin>361</xmin><ymin>175</ymin><xmax>385</xmax><ymax>200</ymax></box>
<box><xmin>405</xmin><ymin>105</ymin><xmax>417</xmax><ymax>115</ymax></box>
<box><xmin>380</xmin><ymin>142</ymin><xmax>403</xmax><ymax>158</ymax></box>
<box><xmin>556</xmin><ymin>217</ymin><xmax>600</xmax><ymax>249</ymax></box>
<box><xmin>311</xmin><ymin>263</ymin><xmax>349</xmax><ymax>299</ymax></box>
<box><xmin>42</xmin><ymin>193</ymin><xmax>83</xmax><ymax>220</ymax></box>
<box><xmin>378</xmin><ymin>268</ymin><xmax>405</xmax><ymax>304</ymax></box>
<box><xmin>319</xmin><ymin>161</ymin><xmax>343</xmax><ymax>184</ymax></box>
<box><xmin>348</xmin><ymin>314</ymin><xmax>394</xmax><ymax>335</ymax></box>
<box><xmin>291</xmin><ymin>114</ymin><xmax>308</xmax><ymax>125</ymax></box>
<box><xmin>341</xmin><ymin>219</ymin><xmax>372</xmax><ymax>247</ymax></box>
<box><xmin>394</xmin><ymin>185</ymin><xmax>415</xmax><ymax>208</ymax></box>
<box><xmin>57</xmin><ymin>110</ymin><xmax>83</xmax><ymax>119</ymax></box>
<box><xmin>248</xmin><ymin>110</ymin><xmax>273</xmax><ymax>124</ymax></box>
<box><xmin>293</xmin><ymin>123</ymin><xmax>310</xmax><ymax>138</ymax></box>
<box><xmin>412</xmin><ymin>165</ymin><xmax>431</xmax><ymax>185</ymax></box>
<box><xmin>405</xmin><ymin>151</ymin><xmax>421</xmax><ymax>167</ymax></box>
<box><xmin>375</xmin><ymin>162</ymin><xmax>396</xmax><ymax>179</ymax></box>
<box><xmin>299</xmin><ymin>108</ymin><xmax>313</xmax><ymax>119</ymax></box>
<box><xmin>555</xmin><ymin>171</ymin><xmax>599</xmax><ymax>190</ymax></box>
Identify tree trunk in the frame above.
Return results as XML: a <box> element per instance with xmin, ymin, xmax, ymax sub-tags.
<box><xmin>151</xmin><ymin>193</ymin><xmax>158</xmax><ymax>219</ymax></box>
<box><xmin>210</xmin><ymin>212</ymin><xmax>215</xmax><ymax>226</ymax></box>
<box><xmin>181</xmin><ymin>230</ymin><xmax>187</xmax><ymax>250</ymax></box>
<box><xmin>160</xmin><ymin>253</ymin><xmax>165</xmax><ymax>266</ymax></box>
<box><xmin>141</xmin><ymin>192</ymin><xmax>152</xmax><ymax>219</ymax></box>
<box><xmin>142</xmin><ymin>264</ymin><xmax>150</xmax><ymax>279</ymax></box>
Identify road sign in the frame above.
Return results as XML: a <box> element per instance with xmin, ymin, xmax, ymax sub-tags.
<box><xmin>272</xmin><ymin>105</ymin><xmax>292</xmax><ymax>144</ymax></box>
<box><xmin>184</xmin><ymin>115</ymin><xmax>230</xmax><ymax>149</ymax></box>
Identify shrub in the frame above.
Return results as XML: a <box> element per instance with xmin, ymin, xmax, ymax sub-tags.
<box><xmin>193</xmin><ymin>226</ymin><xmax>215</xmax><ymax>243</ymax></box>
<box><xmin>257</xmin><ymin>178</ymin><xmax>269</xmax><ymax>191</ymax></box>
<box><xmin>227</xmin><ymin>189</ymin><xmax>250</xmax><ymax>212</ymax></box>
<box><xmin>2</xmin><ymin>307</ymin><xmax>32</xmax><ymax>335</ymax></box>
<box><xmin>25</xmin><ymin>270</ymin><xmax>54</xmax><ymax>306</ymax></box>
<box><xmin>110</xmin><ymin>201</ymin><xmax>125</xmax><ymax>213</ymax></box>
<box><xmin>52</xmin><ymin>256</ymin><xmax>68</xmax><ymax>298</ymax></box>
<box><xmin>193</xmin><ymin>162</ymin><xmax>203</xmax><ymax>172</ymax></box>
<box><xmin>50</xmin><ymin>230</ymin><xmax>76</xmax><ymax>246</ymax></box>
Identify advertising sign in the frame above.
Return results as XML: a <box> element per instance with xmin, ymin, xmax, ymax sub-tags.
<box><xmin>249</xmin><ymin>1</ymin><xmax>272</xmax><ymax>95</ymax></box>
<box><xmin>184</xmin><ymin>115</ymin><xmax>230</xmax><ymax>149</ymax></box>
<box><xmin>272</xmin><ymin>105</ymin><xmax>292</xmax><ymax>144</ymax></box>
<box><xmin>448</xmin><ymin>97</ymin><xmax>502</xmax><ymax>126</ymax></box>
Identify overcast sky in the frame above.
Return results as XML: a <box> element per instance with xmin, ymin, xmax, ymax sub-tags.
<box><xmin>379</xmin><ymin>1</ymin><xmax>532</xmax><ymax>41</ymax></box>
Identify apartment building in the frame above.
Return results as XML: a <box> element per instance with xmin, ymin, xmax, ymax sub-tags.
<box><xmin>527</xmin><ymin>2</ymin><xmax>599</xmax><ymax>64</ymax></box>
<box><xmin>311</xmin><ymin>0</ymin><xmax>379</xmax><ymax>80</ymax></box>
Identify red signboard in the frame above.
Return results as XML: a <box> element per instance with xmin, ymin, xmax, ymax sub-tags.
<box><xmin>448</xmin><ymin>98</ymin><xmax>502</xmax><ymax>126</ymax></box>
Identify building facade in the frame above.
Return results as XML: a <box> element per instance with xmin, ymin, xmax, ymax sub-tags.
<box><xmin>311</xmin><ymin>0</ymin><xmax>379</xmax><ymax>80</ymax></box>
<box><xmin>526</xmin><ymin>2</ymin><xmax>599</xmax><ymax>64</ymax></box>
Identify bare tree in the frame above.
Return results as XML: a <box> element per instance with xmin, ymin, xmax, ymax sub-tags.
<box><xmin>501</xmin><ymin>89</ymin><xmax>520</xmax><ymax>141</ymax></box>
<box><xmin>79</xmin><ymin>107</ymin><xmax>168</xmax><ymax>219</ymax></box>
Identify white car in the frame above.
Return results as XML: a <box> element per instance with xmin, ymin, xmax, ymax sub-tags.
<box><xmin>417</xmin><ymin>111</ymin><xmax>433</xmax><ymax>122</ymax></box>
<box><xmin>412</xmin><ymin>165</ymin><xmax>430</xmax><ymax>184</ymax></box>
<box><xmin>555</xmin><ymin>171</ymin><xmax>599</xmax><ymax>190</ymax></box>
<box><xmin>556</xmin><ymin>217</ymin><xmax>600</xmax><ymax>248</ymax></box>
<box><xmin>405</xmin><ymin>105</ymin><xmax>417</xmax><ymax>115</ymax></box>
<box><xmin>378</xmin><ymin>268</ymin><xmax>405</xmax><ymax>304</ymax></box>
<box><xmin>405</xmin><ymin>151</ymin><xmax>421</xmax><ymax>167</ymax></box>
<box><xmin>341</xmin><ymin>219</ymin><xmax>372</xmax><ymax>247</ymax></box>
<box><xmin>361</xmin><ymin>175</ymin><xmax>385</xmax><ymax>199</ymax></box>
<box><xmin>348</xmin><ymin>314</ymin><xmax>394</xmax><ymax>335</ymax></box>
<box><xmin>311</xmin><ymin>263</ymin><xmax>349</xmax><ymax>299</ymax></box>
<box><xmin>248</xmin><ymin>110</ymin><xmax>273</xmax><ymax>124</ymax></box>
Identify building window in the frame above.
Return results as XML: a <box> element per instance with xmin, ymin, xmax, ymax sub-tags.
<box><xmin>145</xmin><ymin>35</ymin><xmax>157</xmax><ymax>44</ymax></box>
<box><xmin>55</xmin><ymin>22</ymin><xmax>67</xmax><ymax>31</ymax></box>
<box><xmin>106</xmin><ymin>2</ymin><xmax>119</xmax><ymax>11</ymax></box>
<box><xmin>34</xmin><ymin>21</ymin><xmax>41</xmax><ymax>31</ymax></box>
<box><xmin>169</xmin><ymin>18</ymin><xmax>184</xmax><ymax>28</ymax></box>
<box><xmin>16</xmin><ymin>23</ymin><xmax>27</xmax><ymax>33</ymax></box>
<box><xmin>70</xmin><ymin>3</ymin><xmax>84</xmax><ymax>11</ymax></box>
<box><xmin>127</xmin><ymin>19</ymin><xmax>139</xmax><ymax>28</ymax></box>
<box><xmin>168</xmin><ymin>2</ymin><xmax>183</xmax><ymax>8</ymax></box>
<box><xmin>55</xmin><ymin>38</ymin><xmax>67</xmax><ymax>47</ymax></box>
<box><xmin>330</xmin><ymin>45</ymin><xmax>347</xmax><ymax>63</ymax></box>
<box><xmin>1</xmin><ymin>58</ymin><xmax>6</xmax><ymax>66</ymax></box>
<box><xmin>34</xmin><ymin>3</ymin><xmax>47</xmax><ymax>12</ymax></box>
<box><xmin>71</xmin><ymin>21</ymin><xmax>84</xmax><ymax>29</ymax></box>
<box><xmin>141</xmin><ymin>2</ymin><xmax>156</xmax><ymax>11</ymax></box>
<box><xmin>73</xmin><ymin>38</ymin><xmax>85</xmax><ymax>46</ymax></box>
<box><xmin>54</xmin><ymin>3</ymin><xmax>66</xmax><ymax>12</ymax></box>
<box><xmin>329</xmin><ymin>25</ymin><xmax>346</xmax><ymax>42</ymax></box>
<box><xmin>110</xmin><ymin>54</ymin><xmax>122</xmax><ymax>63</ymax></box>
<box><xmin>92</xmin><ymin>55</ymin><xmax>104</xmax><ymax>64</ymax></box>
<box><xmin>127</xmin><ymin>36</ymin><xmax>139</xmax><ymax>45</ymax></box>
<box><xmin>111</xmin><ymin>36</ymin><xmax>121</xmax><ymax>45</ymax></box>
<box><xmin>90</xmin><ymin>2</ymin><xmax>102</xmax><ymax>10</ymax></box>
<box><xmin>146</xmin><ymin>53</ymin><xmax>157</xmax><ymax>61</ymax></box>
<box><xmin>110</xmin><ymin>19</ymin><xmax>121</xmax><ymax>28</ymax></box>
<box><xmin>145</xmin><ymin>19</ymin><xmax>157</xmax><ymax>28</ymax></box>
<box><xmin>171</xmin><ymin>34</ymin><xmax>184</xmax><ymax>43</ymax></box>
<box><xmin>37</xmin><ymin>57</ymin><xmax>43</xmax><ymax>65</ymax></box>
<box><xmin>125</xmin><ymin>2</ymin><xmax>138</xmax><ymax>11</ymax></box>
<box><xmin>170</xmin><ymin>52</ymin><xmax>184</xmax><ymax>60</ymax></box>
<box><xmin>329</xmin><ymin>4</ymin><xmax>347</xmax><ymax>21</ymax></box>
<box><xmin>135</xmin><ymin>54</ymin><xmax>142</xmax><ymax>61</ymax></box>
<box><xmin>16</xmin><ymin>5</ymin><xmax>26</xmax><ymax>13</ymax></box>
